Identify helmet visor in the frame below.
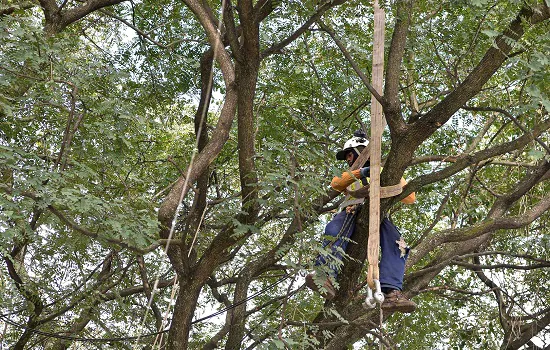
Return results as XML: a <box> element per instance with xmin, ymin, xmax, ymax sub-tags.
<box><xmin>336</xmin><ymin>148</ymin><xmax>351</xmax><ymax>160</ymax></box>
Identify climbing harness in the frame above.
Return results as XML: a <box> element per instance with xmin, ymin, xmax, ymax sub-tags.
<box><xmin>340</xmin><ymin>176</ymin><xmax>370</xmax><ymax>209</ymax></box>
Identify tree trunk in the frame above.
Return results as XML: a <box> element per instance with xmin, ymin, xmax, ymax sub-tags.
<box><xmin>225</xmin><ymin>272</ymin><xmax>253</xmax><ymax>349</ymax></box>
<box><xmin>166</xmin><ymin>278</ymin><xmax>203</xmax><ymax>350</ymax></box>
<box><xmin>235</xmin><ymin>16</ymin><xmax>261</xmax><ymax>222</ymax></box>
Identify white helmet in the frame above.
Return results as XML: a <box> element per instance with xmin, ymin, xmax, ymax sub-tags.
<box><xmin>336</xmin><ymin>130</ymin><xmax>369</xmax><ymax>160</ymax></box>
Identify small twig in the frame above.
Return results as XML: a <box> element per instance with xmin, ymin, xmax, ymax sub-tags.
<box><xmin>277</xmin><ymin>274</ymin><xmax>296</xmax><ymax>349</ymax></box>
<box><xmin>187</xmin><ymin>206</ymin><xmax>208</xmax><ymax>258</ymax></box>
<box><xmin>99</xmin><ymin>8</ymin><xmax>201</xmax><ymax>49</ymax></box>
<box><xmin>474</xmin><ymin>173</ymin><xmax>502</xmax><ymax>197</ymax></box>
<box><xmin>167</xmin><ymin>157</ymin><xmax>199</xmax><ymax>194</ymax></box>
<box><xmin>411</xmin><ymin>181</ymin><xmax>457</xmax><ymax>249</ymax></box>
<box><xmin>465</xmin><ymin>106</ymin><xmax>550</xmax><ymax>154</ymax></box>
<box><xmin>418</xmin><ymin>285</ymin><xmax>500</xmax><ymax>296</ymax></box>
<box><xmin>58</xmin><ymin>0</ymin><xmax>70</xmax><ymax>12</ymax></box>
<box><xmin>455</xmin><ymin>251</ymin><xmax>550</xmax><ymax>264</ymax></box>
<box><xmin>317</xmin><ymin>20</ymin><xmax>386</xmax><ymax>108</ymax></box>
<box><xmin>452</xmin><ymin>259</ymin><xmax>550</xmax><ymax>271</ymax></box>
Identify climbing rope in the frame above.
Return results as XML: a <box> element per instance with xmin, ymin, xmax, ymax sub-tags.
<box><xmin>152</xmin><ymin>275</ymin><xmax>180</xmax><ymax>349</ymax></box>
<box><xmin>131</xmin><ymin>0</ymin><xmax>232</xmax><ymax>347</ymax></box>
<box><xmin>379</xmin><ymin>307</ymin><xmax>384</xmax><ymax>350</ymax></box>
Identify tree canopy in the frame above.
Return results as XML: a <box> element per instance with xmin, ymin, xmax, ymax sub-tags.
<box><xmin>1</xmin><ymin>0</ymin><xmax>549</xmax><ymax>349</ymax></box>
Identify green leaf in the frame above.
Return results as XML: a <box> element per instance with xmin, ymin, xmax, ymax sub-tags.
<box><xmin>527</xmin><ymin>149</ymin><xmax>545</xmax><ymax>161</ymax></box>
<box><xmin>481</xmin><ymin>29</ymin><xmax>500</xmax><ymax>38</ymax></box>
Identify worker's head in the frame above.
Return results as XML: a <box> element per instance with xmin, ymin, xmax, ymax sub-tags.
<box><xmin>336</xmin><ymin>130</ymin><xmax>369</xmax><ymax>167</ymax></box>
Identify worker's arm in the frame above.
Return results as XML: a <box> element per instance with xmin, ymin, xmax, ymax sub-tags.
<box><xmin>332</xmin><ymin>169</ymin><xmax>416</xmax><ymax>203</ymax></box>
<box><xmin>400</xmin><ymin>177</ymin><xmax>416</xmax><ymax>204</ymax></box>
<box><xmin>331</xmin><ymin>169</ymin><xmax>362</xmax><ymax>192</ymax></box>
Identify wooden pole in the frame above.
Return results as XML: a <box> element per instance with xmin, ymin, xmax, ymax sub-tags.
<box><xmin>367</xmin><ymin>0</ymin><xmax>385</xmax><ymax>289</ymax></box>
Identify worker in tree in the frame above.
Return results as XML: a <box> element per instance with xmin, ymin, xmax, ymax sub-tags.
<box><xmin>306</xmin><ymin>130</ymin><xmax>417</xmax><ymax>313</ymax></box>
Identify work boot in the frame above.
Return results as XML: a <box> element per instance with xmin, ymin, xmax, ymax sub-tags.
<box><xmin>305</xmin><ymin>273</ymin><xmax>336</xmax><ymax>300</ymax></box>
<box><xmin>381</xmin><ymin>290</ymin><xmax>416</xmax><ymax>313</ymax></box>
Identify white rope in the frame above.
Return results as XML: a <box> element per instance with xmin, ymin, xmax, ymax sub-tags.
<box><xmin>188</xmin><ymin>205</ymin><xmax>208</xmax><ymax>258</ymax></box>
<box><xmin>131</xmin><ymin>0</ymin><xmax>229</xmax><ymax>347</ymax></box>
<box><xmin>153</xmin><ymin>275</ymin><xmax>180</xmax><ymax>349</ymax></box>
<box><xmin>379</xmin><ymin>307</ymin><xmax>384</xmax><ymax>350</ymax></box>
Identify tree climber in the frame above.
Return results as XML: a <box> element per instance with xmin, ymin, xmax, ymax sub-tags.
<box><xmin>306</xmin><ymin>130</ymin><xmax>417</xmax><ymax>313</ymax></box>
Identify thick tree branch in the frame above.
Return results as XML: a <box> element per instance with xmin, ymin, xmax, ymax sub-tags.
<box><xmin>235</xmin><ymin>44</ymin><xmax>261</xmax><ymax>227</ymax></box>
<box><xmin>261</xmin><ymin>0</ymin><xmax>348</xmax><ymax>58</ymax></box>
<box><xmin>381</xmin><ymin>1</ymin><xmax>550</xmax><ymax>193</ymax></box>
<box><xmin>503</xmin><ymin>311</ymin><xmax>550</xmax><ymax>350</ymax></box>
<box><xmin>384</xmin><ymin>0</ymin><xmax>412</xmax><ymax>132</ymax></box>
<box><xmin>39</xmin><ymin>0</ymin><xmax>128</xmax><ymax>35</ymax></box>
<box><xmin>238</xmin><ymin>0</ymin><xmax>258</xmax><ymax>54</ymax></box>
<box><xmin>401</xmin><ymin>118</ymin><xmax>550</xmax><ymax>202</ymax></box>
<box><xmin>180</xmin><ymin>0</ymin><xmax>235</xmax><ymax>83</ymax></box>
<box><xmin>409</xmin><ymin>161</ymin><xmax>550</xmax><ymax>268</ymax></box>
<box><xmin>412</xmin><ymin>2</ymin><xmax>550</xmax><ymax>142</ymax></box>
<box><xmin>225</xmin><ymin>271</ymin><xmax>253</xmax><ymax>348</ymax></box>
<box><xmin>222</xmin><ymin>0</ymin><xmax>243</xmax><ymax>62</ymax></box>
<box><xmin>5</xmin><ymin>246</ymin><xmax>43</xmax><ymax>350</ymax></box>
<box><xmin>317</xmin><ymin>20</ymin><xmax>385</xmax><ymax>108</ymax></box>
<box><xmin>158</xmin><ymin>1</ymin><xmax>237</xmax><ymax>248</ymax></box>
<box><xmin>253</xmin><ymin>0</ymin><xmax>278</xmax><ymax>24</ymax></box>
<box><xmin>0</xmin><ymin>2</ymin><xmax>36</xmax><ymax>16</ymax></box>
<box><xmin>464</xmin><ymin>106</ymin><xmax>550</xmax><ymax>154</ymax></box>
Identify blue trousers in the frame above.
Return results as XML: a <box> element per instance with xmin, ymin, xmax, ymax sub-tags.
<box><xmin>315</xmin><ymin>212</ymin><xmax>409</xmax><ymax>290</ymax></box>
<box><xmin>315</xmin><ymin>211</ymin><xmax>356</xmax><ymax>276</ymax></box>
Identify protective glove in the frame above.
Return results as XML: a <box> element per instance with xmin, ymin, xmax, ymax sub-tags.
<box><xmin>360</xmin><ymin>166</ymin><xmax>370</xmax><ymax>178</ymax></box>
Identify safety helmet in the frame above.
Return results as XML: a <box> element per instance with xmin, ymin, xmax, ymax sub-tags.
<box><xmin>336</xmin><ymin>130</ymin><xmax>369</xmax><ymax>160</ymax></box>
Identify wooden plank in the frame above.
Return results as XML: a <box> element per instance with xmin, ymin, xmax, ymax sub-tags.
<box><xmin>367</xmin><ymin>0</ymin><xmax>385</xmax><ymax>289</ymax></box>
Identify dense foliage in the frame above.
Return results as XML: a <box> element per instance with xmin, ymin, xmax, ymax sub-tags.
<box><xmin>1</xmin><ymin>0</ymin><xmax>549</xmax><ymax>349</ymax></box>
